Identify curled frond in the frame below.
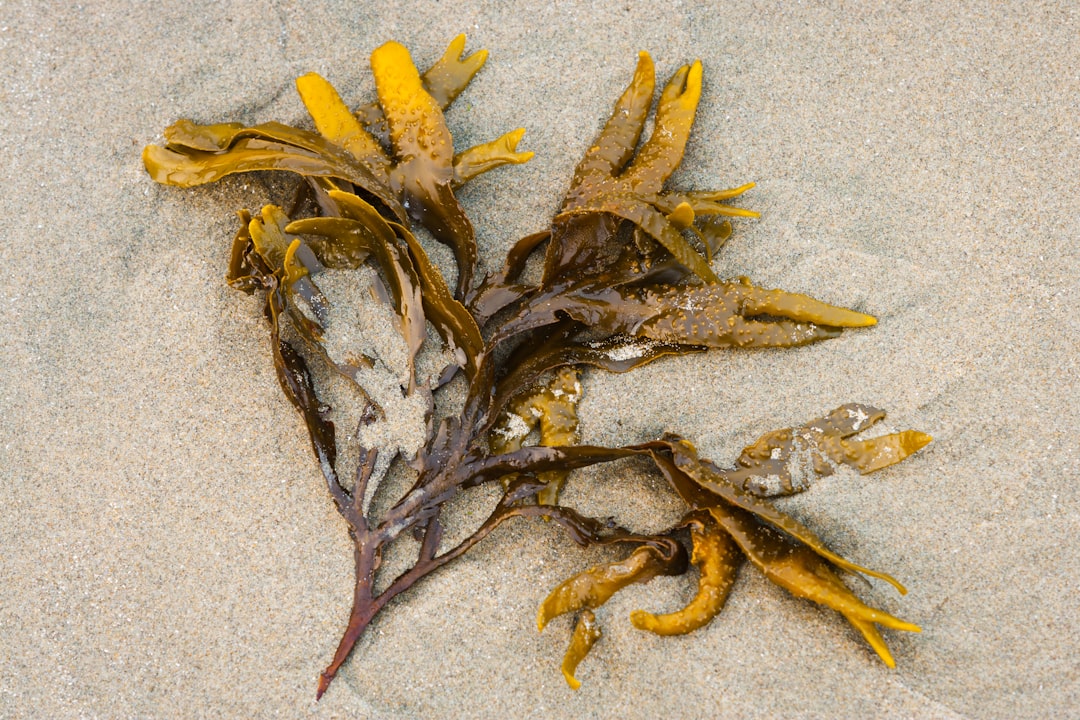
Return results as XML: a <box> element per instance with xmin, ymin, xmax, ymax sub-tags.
<box><xmin>537</xmin><ymin>544</ymin><xmax>678</xmax><ymax>631</ymax></box>
<box><xmin>630</xmin><ymin>514</ymin><xmax>742</xmax><ymax>636</ymax></box>
<box><xmin>562</xmin><ymin>611</ymin><xmax>601</xmax><ymax>690</ymax></box>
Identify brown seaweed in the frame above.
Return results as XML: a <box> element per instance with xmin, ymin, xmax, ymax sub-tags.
<box><xmin>144</xmin><ymin>37</ymin><xmax>931</xmax><ymax>698</ymax></box>
<box><xmin>489</xmin><ymin>366</ymin><xmax>581</xmax><ymax>505</ymax></box>
<box><xmin>146</xmin><ymin>35</ymin><xmax>530</xmax><ymax>298</ymax></box>
<box><xmin>629</xmin><ymin>513</ymin><xmax>741</xmax><ymax>636</ymax></box>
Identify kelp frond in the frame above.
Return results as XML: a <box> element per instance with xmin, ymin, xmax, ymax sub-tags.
<box><xmin>145</xmin><ymin>35</ymin><xmax>531</xmax><ymax>299</ymax></box>
<box><xmin>144</xmin><ymin>37</ymin><xmax>930</xmax><ymax>698</ymax></box>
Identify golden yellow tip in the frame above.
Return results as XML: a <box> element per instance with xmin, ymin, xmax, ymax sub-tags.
<box><xmin>633</xmin><ymin>52</ymin><xmax>655</xmax><ymax>81</ymax></box>
<box><xmin>676</xmin><ymin>61</ymin><xmax>702</xmax><ymax>110</ymax></box>
<box><xmin>507</xmin><ymin>128</ymin><xmax>534</xmax><ymax>163</ymax></box>
<box><xmin>910</xmin><ymin>431</ymin><xmax>933</xmax><ymax>451</ymax></box>
<box><xmin>628</xmin><ymin>609</ymin><xmax>651</xmax><ymax>631</ymax></box>
<box><xmin>667</xmin><ymin>201</ymin><xmax>695</xmax><ymax>229</ymax></box>
<box><xmin>371</xmin><ymin>40</ymin><xmax>412</xmax><ymax>69</ymax></box>
<box><xmin>855</xmin><ymin>312</ymin><xmax>878</xmax><ymax>327</ymax></box>
<box><xmin>687</xmin><ymin>61</ymin><xmax>703</xmax><ymax>86</ymax></box>
<box><xmin>885</xmin><ymin>618</ymin><xmax>922</xmax><ymax>633</ymax></box>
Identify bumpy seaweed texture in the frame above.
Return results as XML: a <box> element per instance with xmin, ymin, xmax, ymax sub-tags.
<box><xmin>144</xmin><ymin>36</ymin><xmax>931</xmax><ymax>698</ymax></box>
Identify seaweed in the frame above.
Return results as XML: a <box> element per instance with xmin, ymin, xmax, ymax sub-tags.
<box><xmin>144</xmin><ymin>36</ymin><xmax>931</xmax><ymax>697</ymax></box>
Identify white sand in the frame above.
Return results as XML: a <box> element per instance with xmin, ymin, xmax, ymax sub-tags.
<box><xmin>1</xmin><ymin>1</ymin><xmax>1077</xmax><ymax>717</ymax></box>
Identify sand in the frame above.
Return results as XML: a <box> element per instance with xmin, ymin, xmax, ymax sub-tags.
<box><xmin>1</xmin><ymin>1</ymin><xmax>1077</xmax><ymax>717</ymax></box>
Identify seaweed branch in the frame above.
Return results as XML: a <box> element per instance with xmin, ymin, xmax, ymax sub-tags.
<box><xmin>145</xmin><ymin>36</ymin><xmax>931</xmax><ymax>698</ymax></box>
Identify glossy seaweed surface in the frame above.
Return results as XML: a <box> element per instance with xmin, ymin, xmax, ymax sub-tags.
<box><xmin>144</xmin><ymin>36</ymin><xmax>931</xmax><ymax>697</ymax></box>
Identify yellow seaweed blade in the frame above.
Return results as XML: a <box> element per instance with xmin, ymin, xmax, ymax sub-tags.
<box><xmin>537</xmin><ymin>546</ymin><xmax>663</xmax><ymax>630</ymax></box>
<box><xmin>630</xmin><ymin>517</ymin><xmax>743</xmax><ymax>636</ymax></box>
<box><xmin>295</xmin><ymin>72</ymin><xmax>389</xmax><ymax>177</ymax></box>
<box><xmin>691</xmin><ymin>182</ymin><xmax>759</xmax><ymax>202</ymax></box>
<box><xmin>621</xmin><ymin>61</ymin><xmax>702</xmax><ymax>195</ymax></box>
<box><xmin>248</xmin><ymin>205</ymin><xmax>297</xmax><ymax>272</ymax></box>
<box><xmin>162</xmin><ymin>119</ymin><xmax>245</xmax><ymax>151</ymax></box>
<box><xmin>695</xmin><ymin>203</ymin><xmax>760</xmax><ymax>219</ymax></box>
<box><xmin>422</xmin><ymin>34</ymin><xmax>488</xmax><ymax>107</ymax></box>
<box><xmin>714</xmin><ymin>405</ymin><xmax>931</xmax><ymax>498</ymax></box>
<box><xmin>633</xmin><ymin>284</ymin><xmax>844</xmax><ymax>349</ymax></box>
<box><xmin>370</xmin><ymin>41</ymin><xmax>478</xmax><ymax>298</ymax></box>
<box><xmin>675</xmin><ymin>448</ymin><xmax>907</xmax><ymax>593</ymax></box>
<box><xmin>142</xmin><ymin>144</ymin><xmax>212</xmax><ymax>187</ymax></box>
<box><xmin>764</xmin><ymin>549</ymin><xmax>921</xmax><ymax>633</ymax></box>
<box><xmin>832</xmin><ymin>431</ymin><xmax>934</xmax><ymax>474</ymax></box>
<box><xmin>844</xmin><ymin>615</ymin><xmax>897</xmax><ymax>668</ymax></box>
<box><xmin>668</xmin><ymin>436</ymin><xmax>908</xmax><ymax>590</ymax></box>
<box><xmin>812</xmin><ymin>556</ymin><xmax>920</xmax><ymax>667</ymax></box>
<box><xmin>727</xmin><ymin>283</ymin><xmax>877</xmax><ymax>328</ymax></box>
<box><xmin>561</xmin><ymin>611</ymin><xmax>601</xmax><ymax>690</ymax></box>
<box><xmin>560</xmin><ymin>193</ymin><xmax>718</xmax><ymax>283</ymax></box>
<box><xmin>569</xmin><ymin>51</ymin><xmax>656</xmax><ymax>192</ymax></box>
<box><xmin>452</xmin><ymin>127</ymin><xmax>534</xmax><ymax>185</ymax></box>
<box><xmin>709</xmin><ymin>502</ymin><xmax>920</xmax><ymax>665</ymax></box>
<box><xmin>143</xmin><ymin>133</ymin><xmax>400</xmax><ymax>221</ymax></box>
<box><xmin>654</xmin><ymin>183</ymin><xmax>761</xmax><ymax>219</ymax></box>
<box><xmin>353</xmin><ymin>35</ymin><xmax>490</xmax><ymax>147</ymax></box>
<box><xmin>369</xmin><ymin>41</ymin><xmax>454</xmax><ymax>168</ymax></box>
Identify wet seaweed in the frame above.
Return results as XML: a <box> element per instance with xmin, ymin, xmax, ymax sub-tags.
<box><xmin>144</xmin><ymin>36</ymin><xmax>931</xmax><ymax>697</ymax></box>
